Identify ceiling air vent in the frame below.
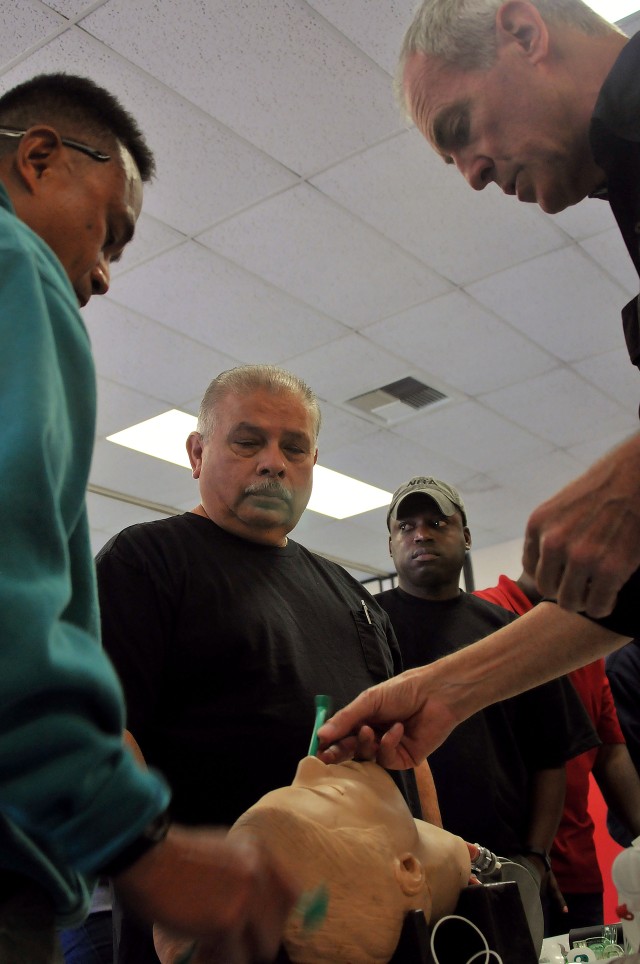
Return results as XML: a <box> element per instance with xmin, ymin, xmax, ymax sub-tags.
<box><xmin>346</xmin><ymin>377</ymin><xmax>448</xmax><ymax>424</ymax></box>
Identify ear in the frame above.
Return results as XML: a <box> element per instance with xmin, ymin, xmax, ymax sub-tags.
<box><xmin>313</xmin><ymin>447</ymin><xmax>318</xmax><ymax>466</ymax></box>
<box><xmin>495</xmin><ymin>0</ymin><xmax>549</xmax><ymax>64</ymax></box>
<box><xmin>14</xmin><ymin>126</ymin><xmax>65</xmax><ymax>193</ymax></box>
<box><xmin>464</xmin><ymin>527</ymin><xmax>472</xmax><ymax>551</ymax></box>
<box><xmin>394</xmin><ymin>853</ymin><xmax>426</xmax><ymax>896</ymax></box>
<box><xmin>186</xmin><ymin>431</ymin><xmax>204</xmax><ymax>479</ymax></box>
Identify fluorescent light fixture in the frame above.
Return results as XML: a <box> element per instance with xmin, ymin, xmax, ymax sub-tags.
<box><xmin>307</xmin><ymin>465</ymin><xmax>390</xmax><ymax>519</ymax></box>
<box><xmin>586</xmin><ymin>0</ymin><xmax>640</xmax><ymax>20</ymax></box>
<box><xmin>108</xmin><ymin>409</ymin><xmax>195</xmax><ymax>469</ymax></box>
<box><xmin>107</xmin><ymin>410</ymin><xmax>391</xmax><ymax>520</ymax></box>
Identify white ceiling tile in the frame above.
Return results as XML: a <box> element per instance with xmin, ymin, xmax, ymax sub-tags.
<box><xmin>485</xmin><ymin>449</ymin><xmax>587</xmax><ymax>505</ymax></box>
<box><xmin>568</xmin><ymin>426</ymin><xmax>639</xmax><ymax>467</ymax></box>
<box><xmin>95</xmin><ymin>376</ymin><xmax>171</xmax><ymax>438</ymax></box>
<box><xmin>41</xmin><ymin>0</ymin><xmax>101</xmax><ymax>17</ymax></box>
<box><xmin>89</xmin><ymin>441</ymin><xmax>197</xmax><ymax>507</ymax></box>
<box><xmin>323</xmin><ymin>429</ymin><xmax>471</xmax><ymax>493</ymax></box>
<box><xmin>314</xmin><ymin>401</ymin><xmax>379</xmax><ymax>455</ymax></box>
<box><xmin>549</xmin><ymin>196</ymin><xmax>618</xmax><ymax>241</ymax></box>
<box><xmin>311</xmin><ymin>129</ymin><xmax>569</xmax><ymax>285</ymax></box>
<box><xmin>111</xmin><ymin>213</ymin><xmax>185</xmax><ymax>277</ymax></box>
<box><xmin>463</xmin><ymin>485</ymin><xmax>532</xmax><ymax>535</ymax></box>
<box><xmin>394</xmin><ymin>400</ymin><xmax>553</xmax><ymax>473</ymax></box>
<box><xmin>305</xmin><ymin>0</ymin><xmax>415</xmax><ymax>74</ymax></box>
<box><xmin>580</xmin><ymin>228</ymin><xmax>638</xmax><ymax>296</ymax></box>
<box><xmin>199</xmin><ymin>184</ymin><xmax>450</xmax><ymax>328</ymax></box>
<box><xmin>111</xmin><ymin>241</ymin><xmax>348</xmax><ymax>360</ymax></box>
<box><xmin>572</xmin><ymin>348</ymin><xmax>640</xmax><ymax>412</ymax></box>
<box><xmin>285</xmin><ymin>334</ymin><xmax>416</xmax><ymax>402</ymax></box>
<box><xmin>468</xmin><ymin>247</ymin><xmax>628</xmax><ymax>362</ymax></box>
<box><xmin>481</xmin><ymin>367</ymin><xmax>628</xmax><ymax>448</ymax></box>
<box><xmin>80</xmin><ymin>0</ymin><xmax>401</xmax><ymax>175</ymax></box>
<box><xmin>84</xmin><ymin>296</ymin><xmax>239</xmax><ymax>406</ymax></box>
<box><xmin>0</xmin><ymin>29</ymin><xmax>297</xmax><ymax>236</ymax></box>
<box><xmin>0</xmin><ymin>1</ymin><xmax>64</xmax><ymax>67</ymax></box>
<box><xmin>364</xmin><ymin>290</ymin><xmax>556</xmax><ymax>396</ymax></box>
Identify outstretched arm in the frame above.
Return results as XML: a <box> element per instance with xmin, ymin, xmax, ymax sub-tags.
<box><xmin>318</xmin><ymin>604</ymin><xmax>629</xmax><ymax>768</ymax></box>
<box><xmin>523</xmin><ymin>433</ymin><xmax>640</xmax><ymax>618</ymax></box>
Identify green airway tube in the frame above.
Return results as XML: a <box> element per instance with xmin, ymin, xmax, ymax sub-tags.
<box><xmin>307</xmin><ymin>694</ymin><xmax>332</xmax><ymax>756</ymax></box>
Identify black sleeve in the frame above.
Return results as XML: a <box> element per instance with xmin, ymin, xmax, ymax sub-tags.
<box><xmin>96</xmin><ymin>530</ymin><xmax>173</xmax><ymax>741</ymax></box>
<box><xmin>510</xmin><ymin>674</ymin><xmax>600</xmax><ymax>770</ymax></box>
<box><xmin>582</xmin><ymin>566</ymin><xmax>640</xmax><ymax>638</ymax></box>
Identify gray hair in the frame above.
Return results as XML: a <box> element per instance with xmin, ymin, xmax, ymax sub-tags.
<box><xmin>197</xmin><ymin>364</ymin><xmax>321</xmax><ymax>441</ymax></box>
<box><xmin>395</xmin><ymin>0</ymin><xmax>618</xmax><ymax>111</ymax></box>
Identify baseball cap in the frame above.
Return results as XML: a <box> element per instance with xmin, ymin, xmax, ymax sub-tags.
<box><xmin>387</xmin><ymin>476</ymin><xmax>466</xmax><ymax>529</ymax></box>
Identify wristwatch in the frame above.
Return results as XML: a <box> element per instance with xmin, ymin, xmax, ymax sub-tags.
<box><xmin>100</xmin><ymin>809</ymin><xmax>171</xmax><ymax>877</ymax></box>
<box><xmin>522</xmin><ymin>845</ymin><xmax>551</xmax><ymax>873</ymax></box>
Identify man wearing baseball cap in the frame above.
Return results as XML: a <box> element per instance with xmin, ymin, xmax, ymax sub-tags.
<box><xmin>376</xmin><ymin>477</ymin><xmax>596</xmax><ymax>897</ymax></box>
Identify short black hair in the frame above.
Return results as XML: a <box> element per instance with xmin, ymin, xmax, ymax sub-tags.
<box><xmin>0</xmin><ymin>73</ymin><xmax>155</xmax><ymax>180</ymax></box>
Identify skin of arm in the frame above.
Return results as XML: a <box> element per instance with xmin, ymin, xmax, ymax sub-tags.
<box><xmin>317</xmin><ymin>604</ymin><xmax>630</xmax><ymax>769</ymax></box>
<box><xmin>524</xmin><ymin>767</ymin><xmax>567</xmax><ymax>910</ymax></box>
<box><xmin>523</xmin><ymin>433</ymin><xmax>640</xmax><ymax>619</ymax></box>
<box><xmin>113</xmin><ymin>824</ymin><xmax>299</xmax><ymax>963</ymax></box>
<box><xmin>592</xmin><ymin>743</ymin><xmax>640</xmax><ymax>840</ymax></box>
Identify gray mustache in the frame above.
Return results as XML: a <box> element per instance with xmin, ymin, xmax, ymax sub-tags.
<box><xmin>243</xmin><ymin>481</ymin><xmax>292</xmax><ymax>504</ymax></box>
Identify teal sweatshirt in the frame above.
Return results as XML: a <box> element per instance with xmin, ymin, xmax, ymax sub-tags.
<box><xmin>0</xmin><ymin>184</ymin><xmax>170</xmax><ymax>925</ymax></box>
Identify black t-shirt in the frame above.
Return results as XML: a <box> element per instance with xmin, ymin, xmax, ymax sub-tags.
<box><xmin>99</xmin><ymin>515</ymin><xmax>423</xmax><ymax>964</ymax></box>
<box><xmin>376</xmin><ymin>588</ymin><xmax>598</xmax><ymax>856</ymax></box>
<box><xmin>97</xmin><ymin>513</ymin><xmax>420</xmax><ymax>824</ymax></box>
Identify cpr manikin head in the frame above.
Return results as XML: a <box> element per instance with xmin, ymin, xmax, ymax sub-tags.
<box><xmin>228</xmin><ymin>756</ymin><xmax>471</xmax><ymax>964</ymax></box>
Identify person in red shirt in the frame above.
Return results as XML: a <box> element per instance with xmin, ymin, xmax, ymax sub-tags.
<box><xmin>475</xmin><ymin>572</ymin><xmax>640</xmax><ymax>935</ymax></box>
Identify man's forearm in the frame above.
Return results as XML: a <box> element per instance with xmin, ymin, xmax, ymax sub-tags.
<box><xmin>423</xmin><ymin>603</ymin><xmax>630</xmax><ymax>726</ymax></box>
<box><xmin>593</xmin><ymin>743</ymin><xmax>640</xmax><ymax>839</ymax></box>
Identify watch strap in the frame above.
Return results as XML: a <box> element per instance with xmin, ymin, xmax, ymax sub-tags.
<box><xmin>522</xmin><ymin>845</ymin><xmax>551</xmax><ymax>872</ymax></box>
<box><xmin>99</xmin><ymin>809</ymin><xmax>171</xmax><ymax>877</ymax></box>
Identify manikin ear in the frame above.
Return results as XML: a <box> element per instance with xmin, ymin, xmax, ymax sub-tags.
<box><xmin>14</xmin><ymin>126</ymin><xmax>65</xmax><ymax>193</ymax></box>
<box><xmin>186</xmin><ymin>431</ymin><xmax>204</xmax><ymax>479</ymax></box>
<box><xmin>394</xmin><ymin>852</ymin><xmax>426</xmax><ymax>897</ymax></box>
<box><xmin>495</xmin><ymin>0</ymin><xmax>549</xmax><ymax>65</ymax></box>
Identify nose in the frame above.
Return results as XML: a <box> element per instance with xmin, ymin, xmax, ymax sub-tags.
<box><xmin>413</xmin><ymin>524</ymin><xmax>432</xmax><ymax>542</ymax></box>
<box><xmin>90</xmin><ymin>254</ymin><xmax>110</xmax><ymax>297</ymax></box>
<box><xmin>256</xmin><ymin>441</ymin><xmax>286</xmax><ymax>477</ymax></box>
<box><xmin>458</xmin><ymin>154</ymin><xmax>494</xmax><ymax>192</ymax></box>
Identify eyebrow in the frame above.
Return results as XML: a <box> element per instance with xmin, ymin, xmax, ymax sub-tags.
<box><xmin>430</xmin><ymin>100</ymin><xmax>471</xmax><ymax>164</ymax></box>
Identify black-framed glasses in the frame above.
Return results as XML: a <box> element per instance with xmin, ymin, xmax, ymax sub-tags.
<box><xmin>0</xmin><ymin>126</ymin><xmax>111</xmax><ymax>163</ymax></box>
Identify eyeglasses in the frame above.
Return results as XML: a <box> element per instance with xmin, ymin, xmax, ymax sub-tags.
<box><xmin>0</xmin><ymin>126</ymin><xmax>110</xmax><ymax>163</ymax></box>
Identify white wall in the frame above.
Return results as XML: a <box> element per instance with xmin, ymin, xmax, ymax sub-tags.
<box><xmin>465</xmin><ymin>538</ymin><xmax>524</xmax><ymax>593</ymax></box>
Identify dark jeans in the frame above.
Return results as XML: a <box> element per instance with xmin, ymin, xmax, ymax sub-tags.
<box><xmin>0</xmin><ymin>870</ymin><xmax>64</xmax><ymax>964</ymax></box>
<box><xmin>60</xmin><ymin>912</ymin><xmax>113</xmax><ymax>964</ymax></box>
<box><xmin>544</xmin><ymin>890</ymin><xmax>604</xmax><ymax>937</ymax></box>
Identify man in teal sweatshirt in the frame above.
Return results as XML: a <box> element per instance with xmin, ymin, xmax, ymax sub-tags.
<box><xmin>0</xmin><ymin>72</ymin><xmax>297</xmax><ymax>963</ymax></box>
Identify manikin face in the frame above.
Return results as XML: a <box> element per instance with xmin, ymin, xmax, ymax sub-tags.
<box><xmin>389</xmin><ymin>494</ymin><xmax>470</xmax><ymax>600</ymax></box>
<box><xmin>187</xmin><ymin>388</ymin><xmax>318</xmax><ymax>547</ymax></box>
<box><xmin>403</xmin><ymin>42</ymin><xmax>603</xmax><ymax>215</ymax></box>
<box><xmin>230</xmin><ymin>756</ymin><xmax>471</xmax><ymax>963</ymax></box>
<box><xmin>252</xmin><ymin>756</ymin><xmax>419</xmax><ymax>841</ymax></box>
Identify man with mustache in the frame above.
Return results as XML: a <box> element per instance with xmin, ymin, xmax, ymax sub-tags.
<box><xmin>97</xmin><ymin>364</ymin><xmax>429</xmax><ymax>964</ymax></box>
<box><xmin>377</xmin><ymin>477</ymin><xmax>596</xmax><ymax>893</ymax></box>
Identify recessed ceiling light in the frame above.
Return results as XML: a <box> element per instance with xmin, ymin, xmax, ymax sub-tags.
<box><xmin>107</xmin><ymin>410</ymin><xmax>391</xmax><ymax>520</ymax></box>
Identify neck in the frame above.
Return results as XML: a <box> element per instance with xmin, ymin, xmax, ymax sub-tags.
<box><xmin>190</xmin><ymin>504</ymin><xmax>288</xmax><ymax>547</ymax></box>
<box><xmin>397</xmin><ymin>579</ymin><xmax>460</xmax><ymax>602</ymax></box>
